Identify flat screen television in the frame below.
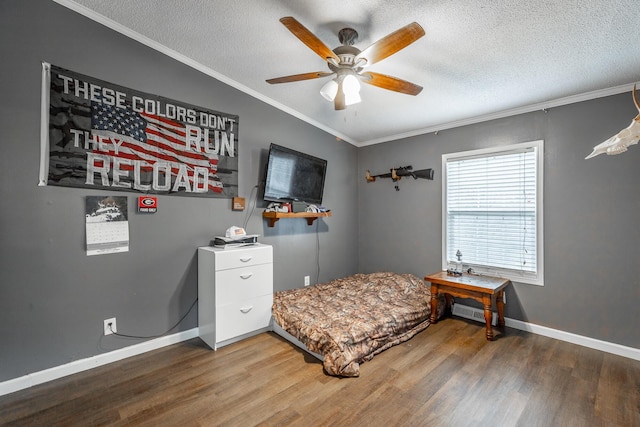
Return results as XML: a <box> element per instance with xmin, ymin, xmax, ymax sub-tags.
<box><xmin>263</xmin><ymin>143</ymin><xmax>327</xmax><ymax>205</ymax></box>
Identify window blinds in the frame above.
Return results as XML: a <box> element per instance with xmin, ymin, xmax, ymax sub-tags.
<box><xmin>445</xmin><ymin>147</ymin><xmax>537</xmax><ymax>274</ymax></box>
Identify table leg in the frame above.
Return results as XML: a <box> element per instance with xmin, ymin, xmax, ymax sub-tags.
<box><xmin>430</xmin><ymin>285</ymin><xmax>439</xmax><ymax>323</ymax></box>
<box><xmin>496</xmin><ymin>290</ymin><xmax>505</xmax><ymax>328</ymax></box>
<box><xmin>482</xmin><ymin>294</ymin><xmax>493</xmax><ymax>341</ymax></box>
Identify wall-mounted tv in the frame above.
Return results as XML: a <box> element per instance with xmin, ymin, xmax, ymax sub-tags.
<box><xmin>263</xmin><ymin>143</ymin><xmax>327</xmax><ymax>205</ymax></box>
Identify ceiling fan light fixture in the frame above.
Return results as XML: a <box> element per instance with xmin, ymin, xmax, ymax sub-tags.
<box><xmin>342</xmin><ymin>74</ymin><xmax>360</xmax><ymax>94</ymax></box>
<box><xmin>342</xmin><ymin>74</ymin><xmax>361</xmax><ymax>105</ymax></box>
<box><xmin>320</xmin><ymin>79</ymin><xmax>338</xmax><ymax>101</ymax></box>
<box><xmin>321</xmin><ymin>74</ymin><xmax>361</xmax><ymax>106</ymax></box>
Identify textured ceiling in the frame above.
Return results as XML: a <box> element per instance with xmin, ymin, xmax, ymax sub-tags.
<box><xmin>58</xmin><ymin>0</ymin><xmax>640</xmax><ymax>146</ymax></box>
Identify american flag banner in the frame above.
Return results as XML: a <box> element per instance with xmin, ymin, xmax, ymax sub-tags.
<box><xmin>40</xmin><ymin>63</ymin><xmax>238</xmax><ymax>198</ymax></box>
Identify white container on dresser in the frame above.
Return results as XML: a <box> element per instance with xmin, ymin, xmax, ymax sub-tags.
<box><xmin>198</xmin><ymin>244</ymin><xmax>273</xmax><ymax>350</ymax></box>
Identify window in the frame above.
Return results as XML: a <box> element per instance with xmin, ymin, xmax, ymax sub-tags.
<box><xmin>442</xmin><ymin>140</ymin><xmax>543</xmax><ymax>285</ymax></box>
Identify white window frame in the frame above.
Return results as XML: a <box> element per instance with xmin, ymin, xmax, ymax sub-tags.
<box><xmin>441</xmin><ymin>140</ymin><xmax>544</xmax><ymax>286</ymax></box>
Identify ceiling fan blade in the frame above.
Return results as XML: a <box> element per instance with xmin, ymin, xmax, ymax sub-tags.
<box><xmin>266</xmin><ymin>71</ymin><xmax>333</xmax><ymax>84</ymax></box>
<box><xmin>355</xmin><ymin>22</ymin><xmax>425</xmax><ymax>66</ymax></box>
<box><xmin>280</xmin><ymin>17</ymin><xmax>340</xmax><ymax>63</ymax></box>
<box><xmin>360</xmin><ymin>72</ymin><xmax>423</xmax><ymax>96</ymax></box>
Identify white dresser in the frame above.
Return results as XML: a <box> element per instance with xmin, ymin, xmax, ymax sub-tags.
<box><xmin>198</xmin><ymin>244</ymin><xmax>273</xmax><ymax>350</ymax></box>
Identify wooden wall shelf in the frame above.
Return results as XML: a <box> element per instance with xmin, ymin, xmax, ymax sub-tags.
<box><xmin>262</xmin><ymin>211</ymin><xmax>332</xmax><ymax>227</ymax></box>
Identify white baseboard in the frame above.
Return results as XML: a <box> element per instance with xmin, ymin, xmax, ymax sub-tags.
<box><xmin>452</xmin><ymin>303</ymin><xmax>640</xmax><ymax>361</ymax></box>
<box><xmin>0</xmin><ymin>328</ymin><xmax>199</xmax><ymax>398</ymax></box>
<box><xmin>4</xmin><ymin>313</ymin><xmax>640</xmax><ymax>398</ymax></box>
<box><xmin>504</xmin><ymin>318</ymin><xmax>640</xmax><ymax>361</ymax></box>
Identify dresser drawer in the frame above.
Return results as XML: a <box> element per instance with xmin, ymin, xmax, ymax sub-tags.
<box><xmin>215</xmin><ymin>294</ymin><xmax>273</xmax><ymax>342</ymax></box>
<box><xmin>212</xmin><ymin>245</ymin><xmax>272</xmax><ymax>270</ymax></box>
<box><xmin>215</xmin><ymin>263</ymin><xmax>273</xmax><ymax>305</ymax></box>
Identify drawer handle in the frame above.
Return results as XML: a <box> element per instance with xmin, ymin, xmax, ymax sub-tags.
<box><xmin>240</xmin><ymin>306</ymin><xmax>253</xmax><ymax>313</ymax></box>
<box><xmin>240</xmin><ymin>273</ymin><xmax>253</xmax><ymax>279</ymax></box>
<box><xmin>240</xmin><ymin>257</ymin><xmax>252</xmax><ymax>262</ymax></box>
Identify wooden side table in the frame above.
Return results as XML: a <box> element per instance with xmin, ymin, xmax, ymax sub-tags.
<box><xmin>425</xmin><ymin>271</ymin><xmax>511</xmax><ymax>341</ymax></box>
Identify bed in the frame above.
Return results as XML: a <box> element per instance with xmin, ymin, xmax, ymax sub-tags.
<box><xmin>271</xmin><ymin>271</ymin><xmax>445</xmax><ymax>377</ymax></box>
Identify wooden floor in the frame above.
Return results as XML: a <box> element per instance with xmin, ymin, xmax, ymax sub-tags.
<box><xmin>1</xmin><ymin>318</ymin><xmax>639</xmax><ymax>427</ymax></box>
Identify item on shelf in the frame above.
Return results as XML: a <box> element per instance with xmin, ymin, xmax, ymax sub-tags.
<box><xmin>292</xmin><ymin>201</ymin><xmax>307</xmax><ymax>213</ymax></box>
<box><xmin>446</xmin><ymin>250</ymin><xmax>464</xmax><ymax>276</ymax></box>
<box><xmin>212</xmin><ymin>226</ymin><xmax>259</xmax><ymax>248</ymax></box>
<box><xmin>226</xmin><ymin>226</ymin><xmax>246</xmax><ymax>238</ymax></box>
<box><xmin>264</xmin><ymin>202</ymin><xmax>288</xmax><ymax>213</ymax></box>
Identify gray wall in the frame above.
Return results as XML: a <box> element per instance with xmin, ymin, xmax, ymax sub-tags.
<box><xmin>2</xmin><ymin>0</ymin><xmax>638</xmax><ymax>386</ymax></box>
<box><xmin>358</xmin><ymin>93</ymin><xmax>640</xmax><ymax>349</ymax></box>
<box><xmin>0</xmin><ymin>0</ymin><xmax>358</xmax><ymax>382</ymax></box>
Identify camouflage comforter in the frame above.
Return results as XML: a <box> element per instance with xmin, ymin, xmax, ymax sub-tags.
<box><xmin>272</xmin><ymin>272</ymin><xmax>443</xmax><ymax>377</ymax></box>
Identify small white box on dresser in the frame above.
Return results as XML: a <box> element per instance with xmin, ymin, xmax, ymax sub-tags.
<box><xmin>198</xmin><ymin>243</ymin><xmax>273</xmax><ymax>350</ymax></box>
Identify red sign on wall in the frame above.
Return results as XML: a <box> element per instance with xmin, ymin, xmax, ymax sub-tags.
<box><xmin>137</xmin><ymin>196</ymin><xmax>157</xmax><ymax>213</ymax></box>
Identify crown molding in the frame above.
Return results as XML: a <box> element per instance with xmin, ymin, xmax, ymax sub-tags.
<box><xmin>52</xmin><ymin>1</ymin><xmax>638</xmax><ymax>148</ymax></box>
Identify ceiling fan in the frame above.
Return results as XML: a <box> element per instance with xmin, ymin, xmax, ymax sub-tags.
<box><xmin>266</xmin><ymin>17</ymin><xmax>425</xmax><ymax>110</ymax></box>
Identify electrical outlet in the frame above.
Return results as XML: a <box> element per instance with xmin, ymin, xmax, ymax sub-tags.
<box><xmin>304</xmin><ymin>275</ymin><xmax>310</xmax><ymax>286</ymax></box>
<box><xmin>104</xmin><ymin>317</ymin><xmax>117</xmax><ymax>336</ymax></box>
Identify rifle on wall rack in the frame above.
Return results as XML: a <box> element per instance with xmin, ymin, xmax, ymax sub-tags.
<box><xmin>365</xmin><ymin>166</ymin><xmax>434</xmax><ymax>183</ymax></box>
